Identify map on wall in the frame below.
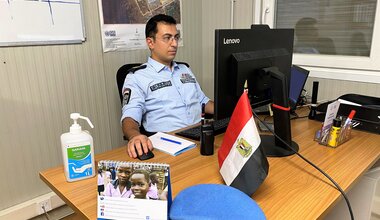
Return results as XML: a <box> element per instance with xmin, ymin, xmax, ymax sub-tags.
<box><xmin>98</xmin><ymin>0</ymin><xmax>182</xmax><ymax>52</ymax></box>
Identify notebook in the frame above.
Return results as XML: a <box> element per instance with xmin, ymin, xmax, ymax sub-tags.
<box><xmin>149</xmin><ymin>132</ymin><xmax>196</xmax><ymax>156</ymax></box>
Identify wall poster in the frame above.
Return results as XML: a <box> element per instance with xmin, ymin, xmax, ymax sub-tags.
<box><xmin>98</xmin><ymin>0</ymin><xmax>182</xmax><ymax>52</ymax></box>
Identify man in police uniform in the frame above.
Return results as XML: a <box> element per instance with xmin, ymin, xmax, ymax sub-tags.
<box><xmin>121</xmin><ymin>14</ymin><xmax>214</xmax><ymax>158</ymax></box>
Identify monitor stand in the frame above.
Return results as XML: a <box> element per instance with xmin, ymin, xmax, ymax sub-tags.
<box><xmin>260</xmin><ymin>135</ymin><xmax>299</xmax><ymax>157</ymax></box>
<box><xmin>260</xmin><ymin>67</ymin><xmax>299</xmax><ymax>157</ymax></box>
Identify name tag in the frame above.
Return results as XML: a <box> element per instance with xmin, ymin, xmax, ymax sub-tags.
<box><xmin>150</xmin><ymin>80</ymin><xmax>172</xmax><ymax>92</ymax></box>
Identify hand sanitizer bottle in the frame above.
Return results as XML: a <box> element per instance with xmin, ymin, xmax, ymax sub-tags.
<box><xmin>60</xmin><ymin>113</ymin><xmax>95</xmax><ymax>182</ymax></box>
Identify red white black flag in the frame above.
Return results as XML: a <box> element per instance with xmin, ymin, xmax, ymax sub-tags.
<box><xmin>218</xmin><ymin>91</ymin><xmax>269</xmax><ymax>195</ymax></box>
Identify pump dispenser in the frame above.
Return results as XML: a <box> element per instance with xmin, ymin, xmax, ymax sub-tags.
<box><xmin>61</xmin><ymin>113</ymin><xmax>95</xmax><ymax>182</ymax></box>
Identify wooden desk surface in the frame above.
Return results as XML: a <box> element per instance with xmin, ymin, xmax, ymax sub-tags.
<box><xmin>40</xmin><ymin>116</ymin><xmax>380</xmax><ymax>220</ymax></box>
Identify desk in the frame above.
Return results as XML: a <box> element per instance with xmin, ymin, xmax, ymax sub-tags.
<box><xmin>40</xmin><ymin>116</ymin><xmax>379</xmax><ymax>219</ymax></box>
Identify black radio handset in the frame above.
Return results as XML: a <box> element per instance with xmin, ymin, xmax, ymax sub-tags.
<box><xmin>201</xmin><ymin>103</ymin><xmax>205</xmax><ymax>125</ymax></box>
<box><xmin>200</xmin><ymin>103</ymin><xmax>214</xmax><ymax>155</ymax></box>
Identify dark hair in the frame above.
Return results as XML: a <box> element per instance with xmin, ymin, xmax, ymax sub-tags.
<box><xmin>145</xmin><ymin>14</ymin><xmax>177</xmax><ymax>38</ymax></box>
<box><xmin>130</xmin><ymin>169</ymin><xmax>150</xmax><ymax>182</ymax></box>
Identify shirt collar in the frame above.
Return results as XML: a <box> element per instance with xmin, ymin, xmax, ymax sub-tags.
<box><xmin>148</xmin><ymin>57</ymin><xmax>179</xmax><ymax>73</ymax></box>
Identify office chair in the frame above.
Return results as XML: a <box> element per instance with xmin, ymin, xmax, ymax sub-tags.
<box><xmin>116</xmin><ymin>63</ymin><xmax>154</xmax><ymax>138</ymax></box>
<box><xmin>116</xmin><ymin>63</ymin><xmax>142</xmax><ymax>102</ymax></box>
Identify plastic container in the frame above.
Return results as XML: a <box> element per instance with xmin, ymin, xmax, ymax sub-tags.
<box><xmin>314</xmin><ymin>116</ymin><xmax>352</xmax><ymax>147</ymax></box>
<box><xmin>327</xmin><ymin>118</ymin><xmax>342</xmax><ymax>147</ymax></box>
<box><xmin>60</xmin><ymin>113</ymin><xmax>95</xmax><ymax>182</ymax></box>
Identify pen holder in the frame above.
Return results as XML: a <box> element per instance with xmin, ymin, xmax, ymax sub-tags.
<box><xmin>314</xmin><ymin>120</ymin><xmax>352</xmax><ymax>148</ymax></box>
<box><xmin>200</xmin><ymin>122</ymin><xmax>214</xmax><ymax>156</ymax></box>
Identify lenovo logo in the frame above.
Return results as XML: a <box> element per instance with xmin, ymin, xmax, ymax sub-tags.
<box><xmin>223</xmin><ymin>38</ymin><xmax>240</xmax><ymax>44</ymax></box>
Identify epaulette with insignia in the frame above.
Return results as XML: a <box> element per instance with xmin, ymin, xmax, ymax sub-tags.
<box><xmin>129</xmin><ymin>64</ymin><xmax>147</xmax><ymax>74</ymax></box>
<box><xmin>175</xmin><ymin>61</ymin><xmax>190</xmax><ymax>68</ymax></box>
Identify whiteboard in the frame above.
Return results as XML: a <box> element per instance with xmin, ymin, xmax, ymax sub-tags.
<box><xmin>0</xmin><ymin>0</ymin><xmax>85</xmax><ymax>46</ymax></box>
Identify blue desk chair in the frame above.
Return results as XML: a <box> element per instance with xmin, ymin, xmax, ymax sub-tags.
<box><xmin>170</xmin><ymin>184</ymin><xmax>266</xmax><ymax>220</ymax></box>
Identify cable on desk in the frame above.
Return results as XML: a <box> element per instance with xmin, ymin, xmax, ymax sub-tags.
<box><xmin>253</xmin><ymin>111</ymin><xmax>354</xmax><ymax>220</ymax></box>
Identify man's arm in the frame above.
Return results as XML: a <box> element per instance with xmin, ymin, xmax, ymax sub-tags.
<box><xmin>205</xmin><ymin>100</ymin><xmax>214</xmax><ymax>115</ymax></box>
<box><xmin>122</xmin><ymin>117</ymin><xmax>153</xmax><ymax>158</ymax></box>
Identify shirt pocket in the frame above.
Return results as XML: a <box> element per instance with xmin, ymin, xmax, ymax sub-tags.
<box><xmin>181</xmin><ymin>82</ymin><xmax>200</xmax><ymax>104</ymax></box>
<box><xmin>146</xmin><ymin>80</ymin><xmax>175</xmax><ymax>110</ymax></box>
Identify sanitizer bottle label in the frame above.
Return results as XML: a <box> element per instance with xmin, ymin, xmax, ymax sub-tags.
<box><xmin>67</xmin><ymin>143</ymin><xmax>93</xmax><ymax>179</ymax></box>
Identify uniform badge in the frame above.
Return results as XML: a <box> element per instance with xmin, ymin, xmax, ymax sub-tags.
<box><xmin>150</xmin><ymin>80</ymin><xmax>172</xmax><ymax>92</ymax></box>
<box><xmin>180</xmin><ymin>73</ymin><xmax>196</xmax><ymax>84</ymax></box>
<box><xmin>122</xmin><ymin>88</ymin><xmax>131</xmax><ymax>106</ymax></box>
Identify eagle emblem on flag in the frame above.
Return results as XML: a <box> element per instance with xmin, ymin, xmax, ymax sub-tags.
<box><xmin>236</xmin><ymin>138</ymin><xmax>252</xmax><ymax>157</ymax></box>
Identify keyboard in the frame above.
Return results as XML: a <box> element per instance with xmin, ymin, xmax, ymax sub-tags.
<box><xmin>175</xmin><ymin>117</ymin><xmax>230</xmax><ymax>140</ymax></box>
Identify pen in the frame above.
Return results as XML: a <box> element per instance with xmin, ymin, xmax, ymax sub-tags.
<box><xmin>160</xmin><ymin>137</ymin><xmax>182</xmax><ymax>145</ymax></box>
<box><xmin>343</xmin><ymin>110</ymin><xmax>356</xmax><ymax>128</ymax></box>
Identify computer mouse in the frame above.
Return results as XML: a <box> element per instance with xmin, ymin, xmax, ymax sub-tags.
<box><xmin>135</xmin><ymin>147</ymin><xmax>154</xmax><ymax>161</ymax></box>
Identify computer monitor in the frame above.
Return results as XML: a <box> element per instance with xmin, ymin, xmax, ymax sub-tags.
<box><xmin>289</xmin><ymin>65</ymin><xmax>309</xmax><ymax>111</ymax></box>
<box><xmin>214</xmin><ymin>27</ymin><xmax>299</xmax><ymax>157</ymax></box>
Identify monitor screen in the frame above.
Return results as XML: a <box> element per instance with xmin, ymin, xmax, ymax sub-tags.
<box><xmin>214</xmin><ymin>27</ymin><xmax>299</xmax><ymax>157</ymax></box>
<box><xmin>289</xmin><ymin>65</ymin><xmax>310</xmax><ymax>110</ymax></box>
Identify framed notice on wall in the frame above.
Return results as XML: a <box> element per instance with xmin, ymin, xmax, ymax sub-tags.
<box><xmin>97</xmin><ymin>0</ymin><xmax>182</xmax><ymax>52</ymax></box>
<box><xmin>0</xmin><ymin>0</ymin><xmax>85</xmax><ymax>47</ymax></box>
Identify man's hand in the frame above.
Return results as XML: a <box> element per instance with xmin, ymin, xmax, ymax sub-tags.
<box><xmin>122</xmin><ymin>117</ymin><xmax>153</xmax><ymax>158</ymax></box>
<box><xmin>127</xmin><ymin>134</ymin><xmax>153</xmax><ymax>158</ymax></box>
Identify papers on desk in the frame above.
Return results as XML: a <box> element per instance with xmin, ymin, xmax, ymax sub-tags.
<box><xmin>149</xmin><ymin>132</ymin><xmax>196</xmax><ymax>156</ymax></box>
<box><xmin>338</xmin><ymin>98</ymin><xmax>362</xmax><ymax>106</ymax></box>
<box><xmin>322</xmin><ymin>100</ymin><xmax>341</xmax><ymax>131</ymax></box>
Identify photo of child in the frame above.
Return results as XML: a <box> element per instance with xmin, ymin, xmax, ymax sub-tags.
<box><xmin>129</xmin><ymin>169</ymin><xmax>151</xmax><ymax>199</ymax></box>
<box><xmin>103</xmin><ymin>163</ymin><xmax>133</xmax><ymax>198</ymax></box>
<box><xmin>98</xmin><ymin>161</ymin><xmax>169</xmax><ymax>200</ymax></box>
<box><xmin>97</xmin><ymin>161</ymin><xmax>170</xmax><ymax>220</ymax></box>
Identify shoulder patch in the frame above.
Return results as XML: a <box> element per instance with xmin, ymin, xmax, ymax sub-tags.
<box><xmin>122</xmin><ymin>88</ymin><xmax>131</xmax><ymax>106</ymax></box>
<box><xmin>175</xmin><ymin>61</ymin><xmax>190</xmax><ymax>68</ymax></box>
<box><xmin>129</xmin><ymin>64</ymin><xmax>147</xmax><ymax>74</ymax></box>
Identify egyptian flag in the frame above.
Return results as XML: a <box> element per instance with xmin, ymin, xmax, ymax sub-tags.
<box><xmin>218</xmin><ymin>91</ymin><xmax>269</xmax><ymax>195</ymax></box>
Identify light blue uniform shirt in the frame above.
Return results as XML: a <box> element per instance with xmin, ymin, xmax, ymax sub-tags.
<box><xmin>121</xmin><ymin>57</ymin><xmax>210</xmax><ymax>132</ymax></box>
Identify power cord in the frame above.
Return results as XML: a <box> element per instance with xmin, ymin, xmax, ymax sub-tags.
<box><xmin>253</xmin><ymin>111</ymin><xmax>354</xmax><ymax>220</ymax></box>
<box><xmin>41</xmin><ymin>204</ymin><xmax>52</xmax><ymax>220</ymax></box>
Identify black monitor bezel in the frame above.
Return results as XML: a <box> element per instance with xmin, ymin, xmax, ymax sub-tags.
<box><xmin>213</xmin><ymin>28</ymin><xmax>299</xmax><ymax>157</ymax></box>
<box><xmin>289</xmin><ymin>65</ymin><xmax>310</xmax><ymax>111</ymax></box>
<box><xmin>214</xmin><ymin>28</ymin><xmax>294</xmax><ymax>120</ymax></box>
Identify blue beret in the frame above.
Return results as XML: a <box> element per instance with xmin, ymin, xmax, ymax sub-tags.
<box><xmin>169</xmin><ymin>184</ymin><xmax>266</xmax><ymax>220</ymax></box>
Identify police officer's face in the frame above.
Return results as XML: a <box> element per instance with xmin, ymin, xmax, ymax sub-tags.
<box><xmin>147</xmin><ymin>22</ymin><xmax>179</xmax><ymax>67</ymax></box>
